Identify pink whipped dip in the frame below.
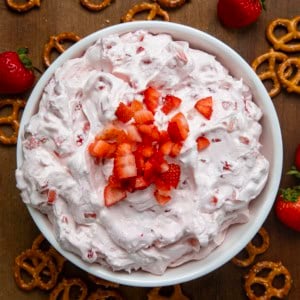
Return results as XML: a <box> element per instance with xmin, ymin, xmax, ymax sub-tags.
<box><xmin>16</xmin><ymin>30</ymin><xmax>269</xmax><ymax>275</ymax></box>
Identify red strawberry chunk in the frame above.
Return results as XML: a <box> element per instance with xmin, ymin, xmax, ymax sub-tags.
<box><xmin>126</xmin><ymin>124</ymin><xmax>142</xmax><ymax>143</ymax></box>
<box><xmin>129</xmin><ymin>100</ymin><xmax>144</xmax><ymax>112</ymax></box>
<box><xmin>170</xmin><ymin>142</ymin><xmax>183</xmax><ymax>158</ymax></box>
<box><xmin>161</xmin><ymin>95</ymin><xmax>182</xmax><ymax>115</ymax></box>
<box><xmin>134</xmin><ymin>109</ymin><xmax>154</xmax><ymax>124</ymax></box>
<box><xmin>194</xmin><ymin>96</ymin><xmax>213</xmax><ymax>120</ymax></box>
<box><xmin>98</xmin><ymin>125</ymin><xmax>128</xmax><ymax>144</ymax></box>
<box><xmin>160</xmin><ymin>163</ymin><xmax>181</xmax><ymax>188</ymax></box>
<box><xmin>47</xmin><ymin>189</ymin><xmax>57</xmax><ymax>204</ymax></box>
<box><xmin>143</xmin><ymin>86</ymin><xmax>160</xmax><ymax>113</ymax></box>
<box><xmin>167</xmin><ymin>112</ymin><xmax>189</xmax><ymax>142</ymax></box>
<box><xmin>115</xmin><ymin>102</ymin><xmax>134</xmax><ymax>123</ymax></box>
<box><xmin>134</xmin><ymin>176</ymin><xmax>150</xmax><ymax>190</ymax></box>
<box><xmin>104</xmin><ymin>184</ymin><xmax>127</xmax><ymax>207</ymax></box>
<box><xmin>137</xmin><ymin>124</ymin><xmax>160</xmax><ymax>141</ymax></box>
<box><xmin>196</xmin><ymin>136</ymin><xmax>210</xmax><ymax>151</ymax></box>
<box><xmin>88</xmin><ymin>140</ymin><xmax>116</xmax><ymax>158</ymax></box>
<box><xmin>114</xmin><ymin>143</ymin><xmax>137</xmax><ymax>179</ymax></box>
<box><xmin>160</xmin><ymin>141</ymin><xmax>173</xmax><ymax>156</ymax></box>
<box><xmin>154</xmin><ymin>188</ymin><xmax>171</xmax><ymax>205</ymax></box>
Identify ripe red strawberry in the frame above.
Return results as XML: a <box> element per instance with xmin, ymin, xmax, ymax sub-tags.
<box><xmin>143</xmin><ymin>86</ymin><xmax>160</xmax><ymax>113</ymax></box>
<box><xmin>217</xmin><ymin>0</ymin><xmax>265</xmax><ymax>29</ymax></box>
<box><xmin>104</xmin><ymin>184</ymin><xmax>127</xmax><ymax>207</ymax></box>
<box><xmin>275</xmin><ymin>186</ymin><xmax>300</xmax><ymax>232</ymax></box>
<box><xmin>196</xmin><ymin>136</ymin><xmax>210</xmax><ymax>151</ymax></box>
<box><xmin>194</xmin><ymin>96</ymin><xmax>213</xmax><ymax>120</ymax></box>
<box><xmin>161</xmin><ymin>95</ymin><xmax>182</xmax><ymax>115</ymax></box>
<box><xmin>287</xmin><ymin>144</ymin><xmax>300</xmax><ymax>178</ymax></box>
<box><xmin>160</xmin><ymin>163</ymin><xmax>181</xmax><ymax>188</ymax></box>
<box><xmin>115</xmin><ymin>102</ymin><xmax>133</xmax><ymax>123</ymax></box>
<box><xmin>0</xmin><ymin>48</ymin><xmax>35</xmax><ymax>94</ymax></box>
<box><xmin>167</xmin><ymin>112</ymin><xmax>189</xmax><ymax>142</ymax></box>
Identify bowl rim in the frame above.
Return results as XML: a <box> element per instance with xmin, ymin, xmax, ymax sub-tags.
<box><xmin>16</xmin><ymin>21</ymin><xmax>283</xmax><ymax>287</ymax></box>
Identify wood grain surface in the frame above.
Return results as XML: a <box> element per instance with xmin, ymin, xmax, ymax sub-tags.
<box><xmin>0</xmin><ymin>0</ymin><xmax>299</xmax><ymax>299</ymax></box>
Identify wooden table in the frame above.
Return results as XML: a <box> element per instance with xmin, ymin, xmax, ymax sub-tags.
<box><xmin>0</xmin><ymin>1</ymin><xmax>299</xmax><ymax>299</ymax></box>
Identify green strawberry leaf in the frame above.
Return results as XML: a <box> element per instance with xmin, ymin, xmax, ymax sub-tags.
<box><xmin>260</xmin><ymin>0</ymin><xmax>266</xmax><ymax>10</ymax></box>
<box><xmin>281</xmin><ymin>186</ymin><xmax>300</xmax><ymax>202</ymax></box>
<box><xmin>287</xmin><ymin>166</ymin><xmax>300</xmax><ymax>179</ymax></box>
<box><xmin>17</xmin><ymin>47</ymin><xmax>33</xmax><ymax>69</ymax></box>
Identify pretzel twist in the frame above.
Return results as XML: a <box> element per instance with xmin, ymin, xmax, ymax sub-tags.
<box><xmin>14</xmin><ymin>249</ymin><xmax>58</xmax><ymax>291</ymax></box>
<box><xmin>266</xmin><ymin>16</ymin><xmax>300</xmax><ymax>53</ymax></box>
<box><xmin>80</xmin><ymin>0</ymin><xmax>112</xmax><ymax>11</ymax></box>
<box><xmin>49</xmin><ymin>278</ymin><xmax>88</xmax><ymax>300</ymax></box>
<box><xmin>5</xmin><ymin>0</ymin><xmax>40</xmax><ymax>12</ymax></box>
<box><xmin>244</xmin><ymin>261</ymin><xmax>292</xmax><ymax>299</ymax></box>
<box><xmin>121</xmin><ymin>2</ymin><xmax>169</xmax><ymax>22</ymax></box>
<box><xmin>43</xmin><ymin>32</ymin><xmax>81</xmax><ymax>67</ymax></box>
<box><xmin>232</xmin><ymin>227</ymin><xmax>270</xmax><ymax>267</ymax></box>
<box><xmin>87</xmin><ymin>288</ymin><xmax>124</xmax><ymax>300</ymax></box>
<box><xmin>278</xmin><ymin>57</ymin><xmax>300</xmax><ymax>94</ymax></box>
<box><xmin>147</xmin><ymin>285</ymin><xmax>190</xmax><ymax>300</ymax></box>
<box><xmin>0</xmin><ymin>99</ymin><xmax>26</xmax><ymax>145</ymax></box>
<box><xmin>153</xmin><ymin>0</ymin><xmax>186</xmax><ymax>8</ymax></box>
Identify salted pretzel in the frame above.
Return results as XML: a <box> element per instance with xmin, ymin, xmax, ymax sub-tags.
<box><xmin>121</xmin><ymin>2</ymin><xmax>169</xmax><ymax>22</ymax></box>
<box><xmin>43</xmin><ymin>32</ymin><xmax>81</xmax><ymax>67</ymax></box>
<box><xmin>147</xmin><ymin>285</ymin><xmax>189</xmax><ymax>300</ymax></box>
<box><xmin>87</xmin><ymin>288</ymin><xmax>124</xmax><ymax>300</ymax></box>
<box><xmin>5</xmin><ymin>0</ymin><xmax>40</xmax><ymax>12</ymax></box>
<box><xmin>80</xmin><ymin>0</ymin><xmax>112</xmax><ymax>11</ymax></box>
<box><xmin>88</xmin><ymin>274</ymin><xmax>119</xmax><ymax>288</ymax></box>
<box><xmin>49</xmin><ymin>278</ymin><xmax>88</xmax><ymax>300</ymax></box>
<box><xmin>153</xmin><ymin>0</ymin><xmax>186</xmax><ymax>8</ymax></box>
<box><xmin>31</xmin><ymin>234</ymin><xmax>65</xmax><ymax>274</ymax></box>
<box><xmin>244</xmin><ymin>261</ymin><xmax>292</xmax><ymax>299</ymax></box>
<box><xmin>14</xmin><ymin>249</ymin><xmax>58</xmax><ymax>291</ymax></box>
<box><xmin>278</xmin><ymin>57</ymin><xmax>300</xmax><ymax>94</ymax></box>
<box><xmin>232</xmin><ymin>227</ymin><xmax>270</xmax><ymax>267</ymax></box>
<box><xmin>251</xmin><ymin>48</ymin><xmax>291</xmax><ymax>98</ymax></box>
<box><xmin>266</xmin><ymin>16</ymin><xmax>300</xmax><ymax>53</ymax></box>
<box><xmin>0</xmin><ymin>99</ymin><xmax>26</xmax><ymax>145</ymax></box>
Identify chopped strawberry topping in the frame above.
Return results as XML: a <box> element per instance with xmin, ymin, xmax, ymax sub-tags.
<box><xmin>129</xmin><ymin>100</ymin><xmax>144</xmax><ymax>112</ymax></box>
<box><xmin>143</xmin><ymin>87</ymin><xmax>160</xmax><ymax>113</ymax></box>
<box><xmin>133</xmin><ymin>109</ymin><xmax>154</xmax><ymax>124</ymax></box>
<box><xmin>167</xmin><ymin>112</ymin><xmax>189</xmax><ymax>142</ymax></box>
<box><xmin>115</xmin><ymin>102</ymin><xmax>134</xmax><ymax>123</ymax></box>
<box><xmin>160</xmin><ymin>163</ymin><xmax>181</xmax><ymax>188</ymax></box>
<box><xmin>88</xmin><ymin>140</ymin><xmax>116</xmax><ymax>158</ymax></box>
<box><xmin>137</xmin><ymin>124</ymin><xmax>160</xmax><ymax>141</ymax></box>
<box><xmin>196</xmin><ymin>136</ymin><xmax>210</xmax><ymax>151</ymax></box>
<box><xmin>114</xmin><ymin>143</ymin><xmax>137</xmax><ymax>179</ymax></box>
<box><xmin>104</xmin><ymin>184</ymin><xmax>127</xmax><ymax>207</ymax></box>
<box><xmin>47</xmin><ymin>189</ymin><xmax>57</xmax><ymax>204</ymax></box>
<box><xmin>161</xmin><ymin>95</ymin><xmax>182</xmax><ymax>115</ymax></box>
<box><xmin>194</xmin><ymin>96</ymin><xmax>213</xmax><ymax>120</ymax></box>
<box><xmin>154</xmin><ymin>187</ymin><xmax>171</xmax><ymax>205</ymax></box>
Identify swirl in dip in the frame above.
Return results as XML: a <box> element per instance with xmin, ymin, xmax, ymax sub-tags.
<box><xmin>16</xmin><ymin>30</ymin><xmax>269</xmax><ymax>275</ymax></box>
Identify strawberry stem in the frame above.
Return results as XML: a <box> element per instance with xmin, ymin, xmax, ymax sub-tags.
<box><xmin>260</xmin><ymin>0</ymin><xmax>266</xmax><ymax>10</ymax></box>
<box><xmin>17</xmin><ymin>47</ymin><xmax>33</xmax><ymax>69</ymax></box>
<box><xmin>287</xmin><ymin>166</ymin><xmax>300</xmax><ymax>179</ymax></box>
<box><xmin>281</xmin><ymin>186</ymin><xmax>300</xmax><ymax>202</ymax></box>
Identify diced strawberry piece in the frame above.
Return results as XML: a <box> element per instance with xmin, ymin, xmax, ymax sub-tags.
<box><xmin>137</xmin><ymin>124</ymin><xmax>160</xmax><ymax>141</ymax></box>
<box><xmin>144</xmin><ymin>161</ymin><xmax>156</xmax><ymax>182</ymax></box>
<box><xmin>133</xmin><ymin>109</ymin><xmax>154</xmax><ymax>124</ymax></box>
<box><xmin>126</xmin><ymin>124</ymin><xmax>142</xmax><ymax>143</ymax></box>
<box><xmin>160</xmin><ymin>163</ymin><xmax>181</xmax><ymax>188</ymax></box>
<box><xmin>160</xmin><ymin>141</ymin><xmax>173</xmax><ymax>155</ymax></box>
<box><xmin>141</xmin><ymin>145</ymin><xmax>154</xmax><ymax>158</ymax></box>
<box><xmin>47</xmin><ymin>189</ymin><xmax>57</xmax><ymax>204</ymax></box>
<box><xmin>167</xmin><ymin>112</ymin><xmax>189</xmax><ymax>142</ymax></box>
<box><xmin>104</xmin><ymin>184</ymin><xmax>127</xmax><ymax>207</ymax></box>
<box><xmin>114</xmin><ymin>143</ymin><xmax>137</xmax><ymax>179</ymax></box>
<box><xmin>88</xmin><ymin>140</ymin><xmax>116</xmax><ymax>158</ymax></box>
<box><xmin>134</xmin><ymin>176</ymin><xmax>150</xmax><ymax>190</ymax></box>
<box><xmin>129</xmin><ymin>100</ymin><xmax>144</xmax><ymax>112</ymax></box>
<box><xmin>196</xmin><ymin>136</ymin><xmax>210</xmax><ymax>151</ymax></box>
<box><xmin>143</xmin><ymin>86</ymin><xmax>160</xmax><ymax>113</ymax></box>
<box><xmin>159</xmin><ymin>130</ymin><xmax>171</xmax><ymax>144</ymax></box>
<box><xmin>154</xmin><ymin>187</ymin><xmax>171</xmax><ymax>205</ymax></box>
<box><xmin>194</xmin><ymin>96</ymin><xmax>213</xmax><ymax>120</ymax></box>
<box><xmin>170</xmin><ymin>142</ymin><xmax>183</xmax><ymax>157</ymax></box>
<box><xmin>98</xmin><ymin>125</ymin><xmax>128</xmax><ymax>144</ymax></box>
<box><xmin>161</xmin><ymin>95</ymin><xmax>182</xmax><ymax>115</ymax></box>
<box><xmin>115</xmin><ymin>102</ymin><xmax>134</xmax><ymax>123</ymax></box>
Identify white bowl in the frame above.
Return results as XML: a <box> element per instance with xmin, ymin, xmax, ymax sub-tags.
<box><xmin>16</xmin><ymin>21</ymin><xmax>283</xmax><ymax>287</ymax></box>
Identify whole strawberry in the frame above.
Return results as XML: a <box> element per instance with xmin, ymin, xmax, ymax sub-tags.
<box><xmin>217</xmin><ymin>0</ymin><xmax>265</xmax><ymax>28</ymax></box>
<box><xmin>287</xmin><ymin>144</ymin><xmax>300</xmax><ymax>178</ymax></box>
<box><xmin>275</xmin><ymin>186</ymin><xmax>300</xmax><ymax>232</ymax></box>
<box><xmin>0</xmin><ymin>48</ymin><xmax>35</xmax><ymax>94</ymax></box>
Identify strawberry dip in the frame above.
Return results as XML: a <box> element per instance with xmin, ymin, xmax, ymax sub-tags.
<box><xmin>16</xmin><ymin>30</ymin><xmax>269</xmax><ymax>275</ymax></box>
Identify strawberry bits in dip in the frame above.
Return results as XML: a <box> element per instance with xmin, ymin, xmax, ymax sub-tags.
<box><xmin>16</xmin><ymin>30</ymin><xmax>269</xmax><ymax>275</ymax></box>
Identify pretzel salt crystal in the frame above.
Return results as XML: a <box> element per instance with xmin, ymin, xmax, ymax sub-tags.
<box><xmin>43</xmin><ymin>32</ymin><xmax>81</xmax><ymax>67</ymax></box>
<box><xmin>232</xmin><ymin>227</ymin><xmax>270</xmax><ymax>267</ymax></box>
<box><xmin>121</xmin><ymin>2</ymin><xmax>169</xmax><ymax>22</ymax></box>
<box><xmin>244</xmin><ymin>261</ymin><xmax>292</xmax><ymax>299</ymax></box>
<box><xmin>251</xmin><ymin>48</ymin><xmax>289</xmax><ymax>98</ymax></box>
<box><xmin>14</xmin><ymin>249</ymin><xmax>58</xmax><ymax>291</ymax></box>
<box><xmin>153</xmin><ymin>0</ymin><xmax>186</xmax><ymax>8</ymax></box>
<box><xmin>266</xmin><ymin>16</ymin><xmax>300</xmax><ymax>53</ymax></box>
<box><xmin>80</xmin><ymin>0</ymin><xmax>112</xmax><ymax>11</ymax></box>
<box><xmin>0</xmin><ymin>99</ymin><xmax>26</xmax><ymax>145</ymax></box>
<box><xmin>147</xmin><ymin>285</ymin><xmax>190</xmax><ymax>300</ymax></box>
<box><xmin>49</xmin><ymin>278</ymin><xmax>88</xmax><ymax>300</ymax></box>
<box><xmin>5</xmin><ymin>0</ymin><xmax>40</xmax><ymax>12</ymax></box>
<box><xmin>278</xmin><ymin>57</ymin><xmax>300</xmax><ymax>94</ymax></box>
